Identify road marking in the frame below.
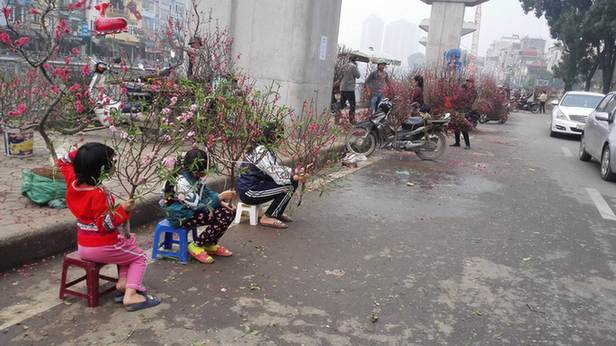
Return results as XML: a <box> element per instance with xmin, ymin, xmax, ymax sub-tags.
<box><xmin>562</xmin><ymin>147</ymin><xmax>573</xmax><ymax>157</ymax></box>
<box><xmin>586</xmin><ymin>188</ymin><xmax>616</xmax><ymax>221</ymax></box>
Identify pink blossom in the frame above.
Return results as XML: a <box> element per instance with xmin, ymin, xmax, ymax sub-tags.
<box><xmin>14</xmin><ymin>36</ymin><xmax>29</xmax><ymax>47</ymax></box>
<box><xmin>54</xmin><ymin>19</ymin><xmax>69</xmax><ymax>39</ymax></box>
<box><xmin>64</xmin><ymin>56</ymin><xmax>71</xmax><ymax>65</ymax></box>
<box><xmin>1</xmin><ymin>6</ymin><xmax>11</xmax><ymax>19</ymax></box>
<box><xmin>162</xmin><ymin>134</ymin><xmax>172</xmax><ymax>142</ymax></box>
<box><xmin>68</xmin><ymin>83</ymin><xmax>81</xmax><ymax>93</ymax></box>
<box><xmin>8</xmin><ymin>103</ymin><xmax>27</xmax><ymax>117</ymax></box>
<box><xmin>72</xmin><ymin>47</ymin><xmax>80</xmax><ymax>56</ymax></box>
<box><xmin>308</xmin><ymin>123</ymin><xmax>318</xmax><ymax>134</ymax></box>
<box><xmin>121</xmin><ymin>86</ymin><xmax>128</xmax><ymax>94</ymax></box>
<box><xmin>0</xmin><ymin>32</ymin><xmax>10</xmax><ymax>45</ymax></box>
<box><xmin>161</xmin><ymin>108</ymin><xmax>171</xmax><ymax>115</ymax></box>
<box><xmin>141</xmin><ymin>155</ymin><xmax>153</xmax><ymax>166</ymax></box>
<box><xmin>190</xmin><ymin>104</ymin><xmax>197</xmax><ymax>112</ymax></box>
<box><xmin>109</xmin><ymin>125</ymin><xmax>117</xmax><ymax>133</ymax></box>
<box><xmin>119</xmin><ymin>131</ymin><xmax>129</xmax><ymax>140</ymax></box>
<box><xmin>81</xmin><ymin>64</ymin><xmax>90</xmax><ymax>77</ymax></box>
<box><xmin>74</xmin><ymin>100</ymin><xmax>84</xmax><ymax>113</ymax></box>
<box><xmin>30</xmin><ymin>8</ymin><xmax>40</xmax><ymax>15</ymax></box>
<box><xmin>43</xmin><ymin>63</ymin><xmax>50</xmax><ymax>70</ymax></box>
<box><xmin>162</xmin><ymin>156</ymin><xmax>176</xmax><ymax>169</ymax></box>
<box><xmin>170</xmin><ymin>96</ymin><xmax>178</xmax><ymax>106</ymax></box>
<box><xmin>187</xmin><ymin>131</ymin><xmax>195</xmax><ymax>138</ymax></box>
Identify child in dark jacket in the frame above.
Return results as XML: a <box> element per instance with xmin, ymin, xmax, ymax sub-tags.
<box><xmin>59</xmin><ymin>142</ymin><xmax>160</xmax><ymax>311</ymax></box>
<box><xmin>162</xmin><ymin>149</ymin><xmax>236</xmax><ymax>264</ymax></box>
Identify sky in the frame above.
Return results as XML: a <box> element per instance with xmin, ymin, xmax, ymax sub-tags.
<box><xmin>338</xmin><ymin>0</ymin><xmax>553</xmax><ymax>56</ymax></box>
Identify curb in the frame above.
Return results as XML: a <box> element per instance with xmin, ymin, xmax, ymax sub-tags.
<box><xmin>1</xmin><ymin>143</ymin><xmax>347</xmax><ymax>272</ymax></box>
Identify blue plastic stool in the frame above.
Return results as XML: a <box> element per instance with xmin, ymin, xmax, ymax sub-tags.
<box><xmin>151</xmin><ymin>219</ymin><xmax>198</xmax><ymax>264</ymax></box>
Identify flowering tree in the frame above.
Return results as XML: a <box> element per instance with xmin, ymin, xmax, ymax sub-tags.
<box><xmin>474</xmin><ymin>76</ymin><xmax>509</xmax><ymax>123</ymax></box>
<box><xmin>0</xmin><ymin>69</ymin><xmax>51</xmax><ymax>130</ymax></box>
<box><xmin>278</xmin><ymin>101</ymin><xmax>341</xmax><ymax>206</ymax></box>
<box><xmin>194</xmin><ymin>76</ymin><xmax>291</xmax><ymax>187</ymax></box>
<box><xmin>107</xmin><ymin>79</ymin><xmax>198</xmax><ymax>201</ymax></box>
<box><xmin>0</xmin><ymin>0</ymin><xmax>99</xmax><ymax>160</ymax></box>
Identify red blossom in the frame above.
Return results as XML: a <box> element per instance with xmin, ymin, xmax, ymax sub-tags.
<box><xmin>1</xmin><ymin>6</ymin><xmax>11</xmax><ymax>18</ymax></box>
<box><xmin>0</xmin><ymin>32</ymin><xmax>11</xmax><ymax>45</ymax></box>
<box><xmin>81</xmin><ymin>64</ymin><xmax>90</xmax><ymax>76</ymax></box>
<box><xmin>14</xmin><ymin>36</ymin><xmax>29</xmax><ymax>47</ymax></box>
<box><xmin>64</xmin><ymin>56</ymin><xmax>71</xmax><ymax>65</ymax></box>
<box><xmin>8</xmin><ymin>103</ymin><xmax>27</xmax><ymax>117</ymax></box>
<box><xmin>72</xmin><ymin>47</ymin><xmax>80</xmax><ymax>56</ymax></box>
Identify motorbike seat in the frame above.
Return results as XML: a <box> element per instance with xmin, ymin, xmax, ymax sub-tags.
<box><xmin>404</xmin><ymin>117</ymin><xmax>424</xmax><ymax>126</ymax></box>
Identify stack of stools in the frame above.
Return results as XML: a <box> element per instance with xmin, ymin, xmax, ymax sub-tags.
<box><xmin>59</xmin><ymin>251</ymin><xmax>118</xmax><ymax>307</ymax></box>
<box><xmin>151</xmin><ymin>219</ymin><xmax>198</xmax><ymax>264</ymax></box>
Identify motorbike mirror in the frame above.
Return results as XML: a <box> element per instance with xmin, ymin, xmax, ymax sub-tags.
<box><xmin>550</xmin><ymin>100</ymin><xmax>559</xmax><ymax>106</ymax></box>
<box><xmin>138</xmin><ymin>63</ymin><xmax>145</xmax><ymax>70</ymax></box>
<box><xmin>170</xmin><ymin>50</ymin><xmax>176</xmax><ymax>58</ymax></box>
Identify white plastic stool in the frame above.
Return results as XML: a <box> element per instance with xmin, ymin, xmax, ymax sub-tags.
<box><xmin>233</xmin><ymin>202</ymin><xmax>266</xmax><ymax>226</ymax></box>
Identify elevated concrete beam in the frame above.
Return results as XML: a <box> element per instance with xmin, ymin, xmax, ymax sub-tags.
<box><xmin>420</xmin><ymin>0</ymin><xmax>489</xmax><ymax>6</ymax></box>
<box><xmin>420</xmin><ymin>19</ymin><xmax>478</xmax><ymax>36</ymax></box>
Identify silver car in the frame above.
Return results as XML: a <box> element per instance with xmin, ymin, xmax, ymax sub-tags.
<box><xmin>579</xmin><ymin>92</ymin><xmax>616</xmax><ymax>181</ymax></box>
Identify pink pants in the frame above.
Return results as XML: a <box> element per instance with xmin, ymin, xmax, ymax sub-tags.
<box><xmin>78</xmin><ymin>236</ymin><xmax>148</xmax><ymax>292</ymax></box>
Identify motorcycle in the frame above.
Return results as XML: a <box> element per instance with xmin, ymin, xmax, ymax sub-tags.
<box><xmin>518</xmin><ymin>96</ymin><xmax>539</xmax><ymax>113</ymax></box>
<box><xmin>88</xmin><ymin>59</ymin><xmax>177</xmax><ymax>126</ymax></box>
<box><xmin>345</xmin><ymin>99</ymin><xmax>451</xmax><ymax>160</ymax></box>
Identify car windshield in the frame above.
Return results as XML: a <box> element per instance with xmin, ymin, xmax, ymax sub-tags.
<box><xmin>561</xmin><ymin>94</ymin><xmax>604</xmax><ymax>108</ymax></box>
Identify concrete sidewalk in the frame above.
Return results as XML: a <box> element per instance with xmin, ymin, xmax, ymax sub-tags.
<box><xmin>0</xmin><ymin>129</ymin><xmax>345</xmax><ymax>271</ymax></box>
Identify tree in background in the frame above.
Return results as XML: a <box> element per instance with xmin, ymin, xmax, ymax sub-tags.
<box><xmin>519</xmin><ymin>0</ymin><xmax>616</xmax><ymax>93</ymax></box>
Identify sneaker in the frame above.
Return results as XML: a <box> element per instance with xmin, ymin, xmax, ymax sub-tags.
<box><xmin>450</xmin><ymin>143</ymin><xmax>460</xmax><ymax>147</ymax></box>
<box><xmin>464</xmin><ymin>145</ymin><xmax>471</xmax><ymax>150</ymax></box>
<box><xmin>188</xmin><ymin>242</ymin><xmax>214</xmax><ymax>264</ymax></box>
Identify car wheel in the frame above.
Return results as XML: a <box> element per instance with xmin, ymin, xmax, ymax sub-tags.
<box><xmin>600</xmin><ymin>145</ymin><xmax>616</xmax><ymax>181</ymax></box>
<box><xmin>579</xmin><ymin>137</ymin><xmax>591</xmax><ymax>162</ymax></box>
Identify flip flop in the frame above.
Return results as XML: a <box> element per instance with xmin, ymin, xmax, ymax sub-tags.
<box><xmin>260</xmin><ymin>219</ymin><xmax>288</xmax><ymax>229</ymax></box>
<box><xmin>277</xmin><ymin>214</ymin><xmax>294</xmax><ymax>223</ymax></box>
<box><xmin>204</xmin><ymin>244</ymin><xmax>233</xmax><ymax>257</ymax></box>
<box><xmin>113</xmin><ymin>290</ymin><xmax>146</xmax><ymax>304</ymax></box>
<box><xmin>125</xmin><ymin>294</ymin><xmax>161</xmax><ymax>312</ymax></box>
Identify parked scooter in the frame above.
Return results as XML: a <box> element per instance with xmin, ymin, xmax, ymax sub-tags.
<box><xmin>345</xmin><ymin>99</ymin><xmax>451</xmax><ymax>160</ymax></box>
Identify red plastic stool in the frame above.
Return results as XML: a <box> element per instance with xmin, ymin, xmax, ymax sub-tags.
<box><xmin>59</xmin><ymin>251</ymin><xmax>118</xmax><ymax>307</ymax></box>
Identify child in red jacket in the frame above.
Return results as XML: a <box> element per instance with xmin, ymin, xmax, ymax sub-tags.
<box><xmin>58</xmin><ymin>142</ymin><xmax>160</xmax><ymax>311</ymax></box>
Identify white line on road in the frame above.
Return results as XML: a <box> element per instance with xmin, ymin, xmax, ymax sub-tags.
<box><xmin>562</xmin><ymin>147</ymin><xmax>573</xmax><ymax>157</ymax></box>
<box><xmin>586</xmin><ymin>188</ymin><xmax>616</xmax><ymax>221</ymax></box>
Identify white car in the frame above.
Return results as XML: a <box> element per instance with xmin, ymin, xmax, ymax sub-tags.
<box><xmin>579</xmin><ymin>92</ymin><xmax>616</xmax><ymax>181</ymax></box>
<box><xmin>550</xmin><ymin>91</ymin><xmax>605</xmax><ymax>137</ymax></box>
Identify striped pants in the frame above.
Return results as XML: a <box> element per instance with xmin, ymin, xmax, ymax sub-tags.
<box><xmin>239</xmin><ymin>180</ymin><xmax>298</xmax><ymax>218</ymax></box>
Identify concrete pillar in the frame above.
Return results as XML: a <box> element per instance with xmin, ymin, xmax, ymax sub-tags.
<box><xmin>230</xmin><ymin>0</ymin><xmax>342</xmax><ymax>114</ymax></box>
<box><xmin>421</xmin><ymin>0</ymin><xmax>489</xmax><ymax>66</ymax></box>
<box><xmin>425</xmin><ymin>2</ymin><xmax>465</xmax><ymax>65</ymax></box>
<box><xmin>196</xmin><ymin>0</ymin><xmax>342</xmax><ymax>114</ymax></box>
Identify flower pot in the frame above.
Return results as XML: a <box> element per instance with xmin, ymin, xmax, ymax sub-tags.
<box><xmin>3</xmin><ymin>126</ymin><xmax>34</xmax><ymax>158</ymax></box>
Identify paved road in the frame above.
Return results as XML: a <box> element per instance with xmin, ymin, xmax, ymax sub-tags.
<box><xmin>2</xmin><ymin>112</ymin><xmax>616</xmax><ymax>345</ymax></box>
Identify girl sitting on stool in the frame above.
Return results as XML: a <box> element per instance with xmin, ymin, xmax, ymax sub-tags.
<box><xmin>236</xmin><ymin>123</ymin><xmax>307</xmax><ymax>229</ymax></box>
<box><xmin>162</xmin><ymin>149</ymin><xmax>236</xmax><ymax>264</ymax></box>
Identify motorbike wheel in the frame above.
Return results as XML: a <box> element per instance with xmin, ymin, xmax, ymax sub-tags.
<box><xmin>345</xmin><ymin>128</ymin><xmax>377</xmax><ymax>156</ymax></box>
<box><xmin>479</xmin><ymin>114</ymin><xmax>488</xmax><ymax>124</ymax></box>
<box><xmin>416</xmin><ymin>132</ymin><xmax>447</xmax><ymax>161</ymax></box>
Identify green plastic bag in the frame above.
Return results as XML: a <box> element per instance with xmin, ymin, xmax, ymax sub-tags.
<box><xmin>21</xmin><ymin>169</ymin><xmax>67</xmax><ymax>208</ymax></box>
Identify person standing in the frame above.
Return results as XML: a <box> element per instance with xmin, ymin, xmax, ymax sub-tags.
<box><xmin>365</xmin><ymin>60</ymin><xmax>390</xmax><ymax>114</ymax></box>
<box><xmin>338</xmin><ymin>56</ymin><xmax>361</xmax><ymax>123</ymax></box>
<box><xmin>452</xmin><ymin>78</ymin><xmax>477</xmax><ymax>150</ymax></box>
<box><xmin>538</xmin><ymin>90</ymin><xmax>548</xmax><ymax>114</ymax></box>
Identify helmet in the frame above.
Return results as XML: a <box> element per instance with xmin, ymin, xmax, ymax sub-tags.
<box><xmin>376</xmin><ymin>58</ymin><xmax>387</xmax><ymax>66</ymax></box>
<box><xmin>378</xmin><ymin>98</ymin><xmax>393</xmax><ymax>113</ymax></box>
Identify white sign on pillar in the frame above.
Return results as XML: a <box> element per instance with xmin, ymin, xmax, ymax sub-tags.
<box><xmin>319</xmin><ymin>36</ymin><xmax>328</xmax><ymax>61</ymax></box>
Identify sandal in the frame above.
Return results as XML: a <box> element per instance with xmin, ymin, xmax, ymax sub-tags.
<box><xmin>188</xmin><ymin>242</ymin><xmax>214</xmax><ymax>264</ymax></box>
<box><xmin>260</xmin><ymin>219</ymin><xmax>288</xmax><ymax>229</ymax></box>
<box><xmin>125</xmin><ymin>294</ymin><xmax>161</xmax><ymax>312</ymax></box>
<box><xmin>204</xmin><ymin>244</ymin><xmax>233</xmax><ymax>257</ymax></box>
<box><xmin>113</xmin><ymin>290</ymin><xmax>146</xmax><ymax>304</ymax></box>
<box><xmin>277</xmin><ymin>214</ymin><xmax>294</xmax><ymax>223</ymax></box>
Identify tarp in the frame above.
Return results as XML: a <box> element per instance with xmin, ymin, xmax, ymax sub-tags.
<box><xmin>345</xmin><ymin>49</ymin><xmax>402</xmax><ymax>66</ymax></box>
<box><xmin>21</xmin><ymin>170</ymin><xmax>67</xmax><ymax>209</ymax></box>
